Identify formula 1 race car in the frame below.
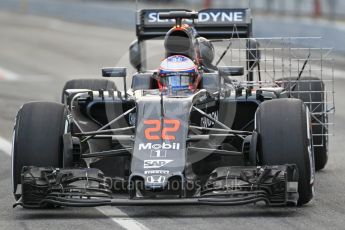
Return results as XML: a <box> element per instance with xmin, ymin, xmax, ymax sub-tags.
<box><xmin>12</xmin><ymin>9</ymin><xmax>334</xmax><ymax>208</ymax></box>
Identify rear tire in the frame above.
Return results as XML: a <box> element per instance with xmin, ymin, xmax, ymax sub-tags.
<box><xmin>61</xmin><ymin>79</ymin><xmax>117</xmax><ymax>103</ymax></box>
<box><xmin>12</xmin><ymin>102</ymin><xmax>69</xmax><ymax>200</ymax></box>
<box><xmin>256</xmin><ymin>98</ymin><xmax>315</xmax><ymax>205</ymax></box>
<box><xmin>279</xmin><ymin>77</ymin><xmax>328</xmax><ymax>171</ymax></box>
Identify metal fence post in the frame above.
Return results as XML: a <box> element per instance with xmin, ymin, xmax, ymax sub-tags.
<box><xmin>314</xmin><ymin>0</ymin><xmax>322</xmax><ymax>17</ymax></box>
<box><xmin>203</xmin><ymin>0</ymin><xmax>212</xmax><ymax>8</ymax></box>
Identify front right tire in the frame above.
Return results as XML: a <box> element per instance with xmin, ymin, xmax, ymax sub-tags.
<box><xmin>12</xmin><ymin>102</ymin><xmax>69</xmax><ymax>200</ymax></box>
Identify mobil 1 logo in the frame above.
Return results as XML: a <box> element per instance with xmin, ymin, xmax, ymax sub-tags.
<box><xmin>150</xmin><ymin>149</ymin><xmax>167</xmax><ymax>158</ymax></box>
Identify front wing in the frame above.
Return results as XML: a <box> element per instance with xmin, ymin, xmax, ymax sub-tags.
<box><xmin>14</xmin><ymin>165</ymin><xmax>299</xmax><ymax>208</ymax></box>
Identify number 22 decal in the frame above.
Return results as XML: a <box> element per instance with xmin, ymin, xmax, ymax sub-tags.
<box><xmin>144</xmin><ymin>119</ymin><xmax>180</xmax><ymax>140</ymax></box>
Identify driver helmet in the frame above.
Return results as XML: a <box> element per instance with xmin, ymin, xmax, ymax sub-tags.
<box><xmin>158</xmin><ymin>55</ymin><xmax>200</xmax><ymax>91</ymax></box>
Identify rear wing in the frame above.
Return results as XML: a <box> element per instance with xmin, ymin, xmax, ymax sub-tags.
<box><xmin>136</xmin><ymin>8</ymin><xmax>253</xmax><ymax>40</ymax></box>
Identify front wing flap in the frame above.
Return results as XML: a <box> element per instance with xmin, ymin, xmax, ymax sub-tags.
<box><xmin>14</xmin><ymin>165</ymin><xmax>298</xmax><ymax>208</ymax></box>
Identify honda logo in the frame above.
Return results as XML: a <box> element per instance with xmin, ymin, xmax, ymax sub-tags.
<box><xmin>146</xmin><ymin>175</ymin><xmax>166</xmax><ymax>184</ymax></box>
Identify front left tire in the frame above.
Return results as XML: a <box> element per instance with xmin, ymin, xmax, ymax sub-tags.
<box><xmin>255</xmin><ymin>98</ymin><xmax>315</xmax><ymax>205</ymax></box>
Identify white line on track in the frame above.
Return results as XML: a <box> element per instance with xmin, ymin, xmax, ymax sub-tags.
<box><xmin>0</xmin><ymin>136</ymin><xmax>12</xmax><ymax>155</ymax></box>
<box><xmin>0</xmin><ymin>67</ymin><xmax>19</xmax><ymax>81</ymax></box>
<box><xmin>96</xmin><ymin>207</ymin><xmax>150</xmax><ymax>230</ymax></box>
<box><xmin>0</xmin><ymin>136</ymin><xmax>150</xmax><ymax>230</ymax></box>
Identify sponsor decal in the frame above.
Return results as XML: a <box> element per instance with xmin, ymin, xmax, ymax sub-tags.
<box><xmin>139</xmin><ymin>142</ymin><xmax>180</xmax><ymax>150</ymax></box>
<box><xmin>146</xmin><ymin>175</ymin><xmax>166</xmax><ymax>184</ymax></box>
<box><xmin>160</xmin><ymin>55</ymin><xmax>195</xmax><ymax>72</ymax></box>
<box><xmin>168</xmin><ymin>55</ymin><xmax>189</xmax><ymax>63</ymax></box>
<box><xmin>144</xmin><ymin>170</ymin><xmax>170</xmax><ymax>175</ymax></box>
<box><xmin>144</xmin><ymin>159</ymin><xmax>173</xmax><ymax>169</ymax></box>
<box><xmin>150</xmin><ymin>149</ymin><xmax>167</xmax><ymax>158</ymax></box>
<box><xmin>201</xmin><ymin>111</ymin><xmax>219</xmax><ymax>128</ymax></box>
<box><xmin>147</xmin><ymin>11</ymin><xmax>245</xmax><ymax>23</ymax></box>
<box><xmin>144</xmin><ymin>119</ymin><xmax>180</xmax><ymax>140</ymax></box>
<box><xmin>198</xmin><ymin>11</ymin><xmax>244</xmax><ymax>22</ymax></box>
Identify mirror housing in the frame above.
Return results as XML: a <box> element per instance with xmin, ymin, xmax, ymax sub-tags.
<box><xmin>102</xmin><ymin>67</ymin><xmax>126</xmax><ymax>78</ymax></box>
<box><xmin>129</xmin><ymin>40</ymin><xmax>142</xmax><ymax>71</ymax></box>
<box><xmin>218</xmin><ymin>66</ymin><xmax>244</xmax><ymax>84</ymax></box>
<box><xmin>218</xmin><ymin>66</ymin><xmax>244</xmax><ymax>76</ymax></box>
<box><xmin>102</xmin><ymin>67</ymin><xmax>127</xmax><ymax>97</ymax></box>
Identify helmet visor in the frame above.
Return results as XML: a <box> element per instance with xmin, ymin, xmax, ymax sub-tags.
<box><xmin>165</xmin><ymin>75</ymin><xmax>192</xmax><ymax>90</ymax></box>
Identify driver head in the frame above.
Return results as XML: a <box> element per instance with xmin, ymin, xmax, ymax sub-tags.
<box><xmin>158</xmin><ymin>55</ymin><xmax>200</xmax><ymax>92</ymax></box>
